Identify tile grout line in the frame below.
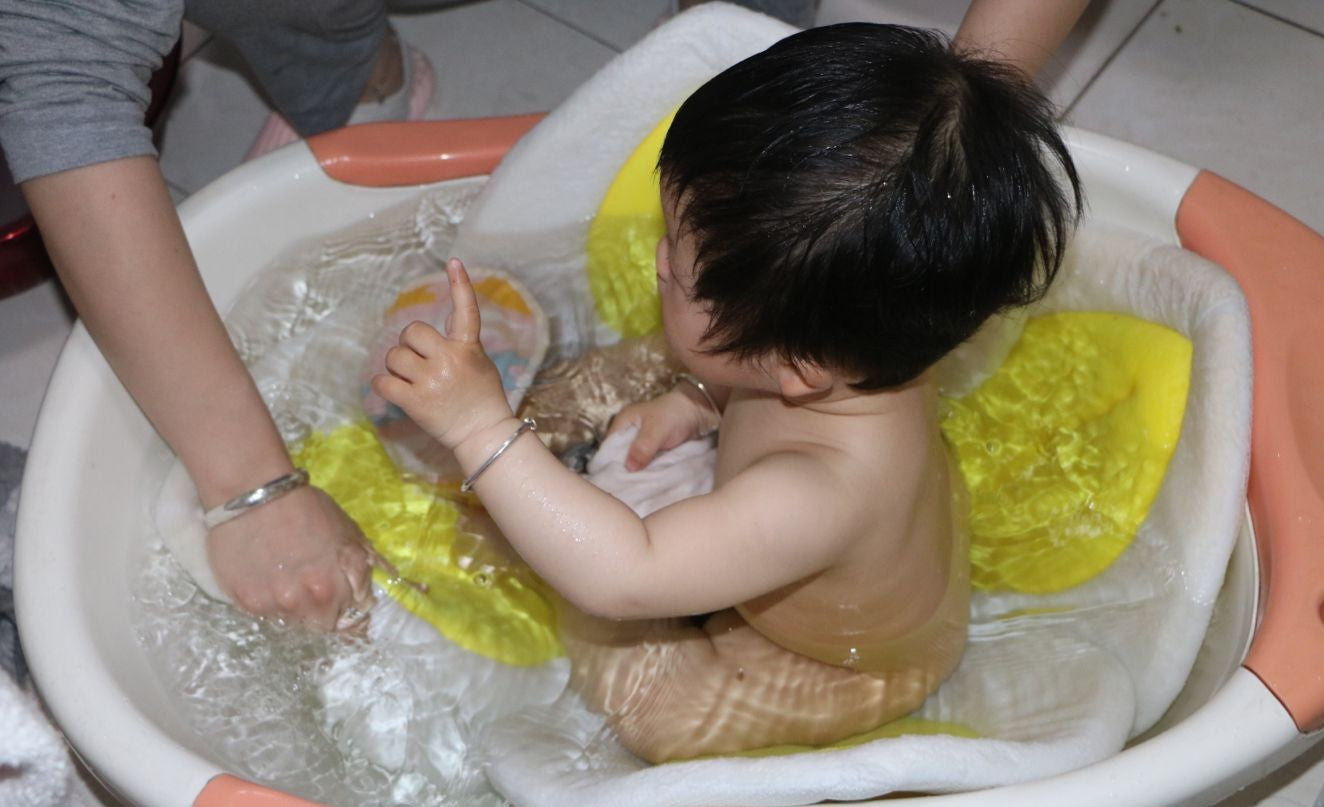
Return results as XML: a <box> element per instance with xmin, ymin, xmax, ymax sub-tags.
<box><xmin>1062</xmin><ymin>0</ymin><xmax>1166</xmax><ymax>119</ymax></box>
<box><xmin>1228</xmin><ymin>0</ymin><xmax>1324</xmax><ymax>39</ymax></box>
<box><xmin>509</xmin><ymin>0</ymin><xmax>627</xmax><ymax>53</ymax></box>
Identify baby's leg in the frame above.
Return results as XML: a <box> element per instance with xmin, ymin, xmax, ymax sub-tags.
<box><xmin>561</xmin><ymin>608</ymin><xmax>935</xmax><ymax>763</ymax></box>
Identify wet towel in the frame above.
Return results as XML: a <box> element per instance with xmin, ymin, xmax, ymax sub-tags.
<box><xmin>584</xmin><ymin>428</ymin><xmax>714</xmax><ymax>517</ymax></box>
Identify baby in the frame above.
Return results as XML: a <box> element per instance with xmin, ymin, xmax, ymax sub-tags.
<box><xmin>374</xmin><ymin>23</ymin><xmax>1080</xmax><ymax>762</ymax></box>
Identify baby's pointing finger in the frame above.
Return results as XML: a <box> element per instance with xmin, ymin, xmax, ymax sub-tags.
<box><xmin>445</xmin><ymin>258</ymin><xmax>482</xmax><ymax>344</ymax></box>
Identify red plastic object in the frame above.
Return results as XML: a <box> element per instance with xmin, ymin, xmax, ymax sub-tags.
<box><xmin>0</xmin><ymin>213</ymin><xmax>53</xmax><ymax>298</ymax></box>
<box><xmin>1177</xmin><ymin>170</ymin><xmax>1324</xmax><ymax>733</ymax></box>
<box><xmin>307</xmin><ymin>114</ymin><xmax>543</xmax><ymax>187</ymax></box>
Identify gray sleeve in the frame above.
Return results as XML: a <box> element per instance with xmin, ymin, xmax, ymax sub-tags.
<box><xmin>0</xmin><ymin>0</ymin><xmax>183</xmax><ymax>184</ymax></box>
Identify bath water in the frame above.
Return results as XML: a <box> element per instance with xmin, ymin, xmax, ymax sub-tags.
<box><xmin>127</xmin><ymin>184</ymin><xmax>1228</xmax><ymax>806</ymax></box>
<box><xmin>131</xmin><ymin>182</ymin><xmax>597</xmax><ymax>806</ymax></box>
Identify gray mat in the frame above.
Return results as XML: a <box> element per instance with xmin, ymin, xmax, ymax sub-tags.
<box><xmin>1</xmin><ymin>440</ymin><xmax>27</xmax><ymax>683</ymax></box>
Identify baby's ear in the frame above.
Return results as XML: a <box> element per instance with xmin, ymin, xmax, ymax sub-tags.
<box><xmin>773</xmin><ymin>359</ymin><xmax>835</xmax><ymax>399</ymax></box>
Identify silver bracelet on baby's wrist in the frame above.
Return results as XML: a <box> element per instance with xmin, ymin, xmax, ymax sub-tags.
<box><xmin>203</xmin><ymin>468</ymin><xmax>310</xmax><ymax>530</ymax></box>
<box><xmin>461</xmin><ymin>418</ymin><xmax>538</xmax><ymax>493</ymax></box>
<box><xmin>675</xmin><ymin>373</ymin><xmax>720</xmax><ymax>436</ymax></box>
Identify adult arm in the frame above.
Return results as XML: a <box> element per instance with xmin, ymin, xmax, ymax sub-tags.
<box><xmin>2</xmin><ymin>0</ymin><xmax>371</xmax><ymax>629</ymax></box>
<box><xmin>22</xmin><ymin>159</ymin><xmax>372</xmax><ymax>628</ymax></box>
<box><xmin>954</xmin><ymin>0</ymin><xmax>1093</xmax><ymax>78</ymax></box>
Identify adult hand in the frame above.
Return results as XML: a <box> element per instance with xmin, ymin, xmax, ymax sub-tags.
<box><xmin>207</xmin><ymin>486</ymin><xmax>375</xmax><ymax>632</ymax></box>
<box><xmin>372</xmin><ymin>258</ymin><xmax>513</xmax><ymax>449</ymax></box>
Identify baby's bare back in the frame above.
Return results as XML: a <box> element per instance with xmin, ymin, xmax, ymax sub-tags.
<box><xmin>561</xmin><ymin>381</ymin><xmax>971</xmax><ymax>760</ymax></box>
<box><xmin>719</xmin><ymin>384</ymin><xmax>969</xmax><ymax>681</ymax></box>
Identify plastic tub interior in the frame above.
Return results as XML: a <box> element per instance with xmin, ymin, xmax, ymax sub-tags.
<box><xmin>15</xmin><ymin>116</ymin><xmax>1324</xmax><ymax>807</ymax></box>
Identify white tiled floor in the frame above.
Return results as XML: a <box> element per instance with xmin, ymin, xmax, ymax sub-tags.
<box><xmin>1241</xmin><ymin>0</ymin><xmax>1324</xmax><ymax>34</ymax></box>
<box><xmin>1068</xmin><ymin>0</ymin><xmax>1324</xmax><ymax>235</ymax></box>
<box><xmin>522</xmin><ymin>0</ymin><xmax>673</xmax><ymax>49</ymax></box>
<box><xmin>2</xmin><ymin>0</ymin><xmax>1323</xmax><ymax>804</ymax></box>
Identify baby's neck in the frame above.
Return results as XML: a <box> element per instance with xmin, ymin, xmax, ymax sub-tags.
<box><xmin>768</xmin><ymin>372</ymin><xmax>933</xmax><ymax>419</ymax></box>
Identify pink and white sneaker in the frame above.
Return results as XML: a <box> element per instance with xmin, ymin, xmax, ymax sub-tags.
<box><xmin>244</xmin><ymin>42</ymin><xmax>435</xmax><ymax>161</ymax></box>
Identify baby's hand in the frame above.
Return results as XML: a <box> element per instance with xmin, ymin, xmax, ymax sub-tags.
<box><xmin>372</xmin><ymin>259</ymin><xmax>512</xmax><ymax>449</ymax></box>
<box><xmin>608</xmin><ymin>386</ymin><xmax>718</xmax><ymax>471</ymax></box>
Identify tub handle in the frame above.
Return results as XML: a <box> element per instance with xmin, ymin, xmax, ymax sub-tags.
<box><xmin>307</xmin><ymin>114</ymin><xmax>545</xmax><ymax>187</ymax></box>
<box><xmin>194</xmin><ymin>774</ymin><xmax>329</xmax><ymax>806</ymax></box>
<box><xmin>1177</xmin><ymin>170</ymin><xmax>1324</xmax><ymax>733</ymax></box>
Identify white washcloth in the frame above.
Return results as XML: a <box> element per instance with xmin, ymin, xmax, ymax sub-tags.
<box><xmin>584</xmin><ymin>428</ymin><xmax>715</xmax><ymax>517</ymax></box>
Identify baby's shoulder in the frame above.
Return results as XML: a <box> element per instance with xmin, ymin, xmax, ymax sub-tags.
<box><xmin>719</xmin><ymin>393</ymin><xmax>939</xmax><ymax>509</ymax></box>
<box><xmin>815</xmin><ymin>407</ymin><xmax>938</xmax><ymax>483</ymax></box>
<box><xmin>719</xmin><ymin>439</ymin><xmax>896</xmax><ymax>527</ymax></box>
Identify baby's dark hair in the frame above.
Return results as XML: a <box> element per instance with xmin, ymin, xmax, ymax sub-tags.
<box><xmin>658</xmin><ymin>23</ymin><xmax>1082</xmax><ymax>389</ymax></box>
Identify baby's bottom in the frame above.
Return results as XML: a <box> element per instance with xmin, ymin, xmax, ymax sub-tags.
<box><xmin>560</xmin><ymin>607</ymin><xmax>937</xmax><ymax>763</ymax></box>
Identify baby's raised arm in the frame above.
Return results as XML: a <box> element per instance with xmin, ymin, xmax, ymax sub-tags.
<box><xmin>373</xmin><ymin>260</ymin><xmax>855</xmax><ymax>618</ymax></box>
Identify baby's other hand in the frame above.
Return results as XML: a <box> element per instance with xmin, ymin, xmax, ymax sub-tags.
<box><xmin>608</xmin><ymin>387</ymin><xmax>716</xmax><ymax>471</ymax></box>
<box><xmin>372</xmin><ymin>258</ymin><xmax>513</xmax><ymax>449</ymax></box>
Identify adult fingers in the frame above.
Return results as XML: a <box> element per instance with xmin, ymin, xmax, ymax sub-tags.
<box><xmin>445</xmin><ymin>258</ymin><xmax>482</xmax><ymax>344</ymax></box>
<box><xmin>298</xmin><ymin>566</ymin><xmax>347</xmax><ymax>632</ymax></box>
<box><xmin>340</xmin><ymin>543</ymin><xmax>375</xmax><ymax>605</ymax></box>
<box><xmin>272</xmin><ymin>578</ymin><xmax>313</xmax><ymax>624</ymax></box>
<box><xmin>230</xmin><ymin>583</ymin><xmax>276</xmax><ymax>622</ymax></box>
<box><xmin>334</xmin><ymin>546</ymin><xmax>375</xmax><ymax>632</ymax></box>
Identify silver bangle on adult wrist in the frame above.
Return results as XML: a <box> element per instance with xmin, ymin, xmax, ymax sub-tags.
<box><xmin>461</xmin><ymin>417</ymin><xmax>538</xmax><ymax>493</ymax></box>
<box><xmin>675</xmin><ymin>373</ymin><xmax>720</xmax><ymax>436</ymax></box>
<box><xmin>203</xmin><ymin>468</ymin><xmax>310</xmax><ymax>530</ymax></box>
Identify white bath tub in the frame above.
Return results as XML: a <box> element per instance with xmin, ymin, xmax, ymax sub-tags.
<box><xmin>16</xmin><ymin>116</ymin><xmax>1324</xmax><ymax>806</ymax></box>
